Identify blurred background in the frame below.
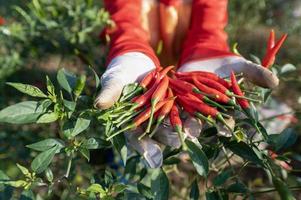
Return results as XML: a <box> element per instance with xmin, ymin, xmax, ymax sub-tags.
<box><xmin>0</xmin><ymin>0</ymin><xmax>301</xmax><ymax>199</ymax></box>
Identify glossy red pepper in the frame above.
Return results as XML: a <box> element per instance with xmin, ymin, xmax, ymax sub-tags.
<box><xmin>230</xmin><ymin>71</ymin><xmax>250</xmax><ymax>109</ymax></box>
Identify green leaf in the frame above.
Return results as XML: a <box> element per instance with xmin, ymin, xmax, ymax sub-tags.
<box><xmin>227</xmin><ymin>182</ymin><xmax>248</xmax><ymax>193</ymax></box>
<box><xmin>87</xmin><ymin>184</ymin><xmax>106</xmax><ymax>195</ymax></box>
<box><xmin>63</xmin><ymin>99</ymin><xmax>76</xmax><ymax>112</ymax></box>
<box><xmin>122</xmin><ymin>83</ymin><xmax>138</xmax><ymax>97</ymax></box>
<box><xmin>205</xmin><ymin>191</ymin><xmax>219</xmax><ymax>200</ymax></box>
<box><xmin>6</xmin><ymin>82</ymin><xmax>47</xmax><ymax>98</ymax></box>
<box><xmin>185</xmin><ymin>140</ymin><xmax>209</xmax><ymax>177</ymax></box>
<box><xmin>31</xmin><ymin>145</ymin><xmax>59</xmax><ymax>174</ymax></box>
<box><xmin>151</xmin><ymin>169</ymin><xmax>169</xmax><ymax>200</ymax></box>
<box><xmin>189</xmin><ymin>180</ymin><xmax>199</xmax><ymax>200</ymax></box>
<box><xmin>2</xmin><ymin>180</ymin><xmax>27</xmax><ymax>188</ymax></box>
<box><xmin>272</xmin><ymin>177</ymin><xmax>296</xmax><ymax>200</ymax></box>
<box><xmin>225</xmin><ymin>141</ymin><xmax>263</xmax><ymax>166</ymax></box>
<box><xmin>137</xmin><ymin>183</ymin><xmax>153</xmax><ymax>199</ymax></box>
<box><xmin>37</xmin><ymin>112</ymin><xmax>58</xmax><ymax>123</ymax></box>
<box><xmin>45</xmin><ymin>168</ymin><xmax>53</xmax><ymax>182</ymax></box>
<box><xmin>0</xmin><ymin>101</ymin><xmax>48</xmax><ymax>124</ymax></box>
<box><xmin>46</xmin><ymin>76</ymin><xmax>55</xmax><ymax>96</ymax></box>
<box><xmin>74</xmin><ymin>74</ymin><xmax>86</xmax><ymax>98</ymax></box>
<box><xmin>81</xmin><ymin>138</ymin><xmax>110</xmax><ymax>149</ymax></box>
<box><xmin>213</xmin><ymin>169</ymin><xmax>232</xmax><ymax>186</ymax></box>
<box><xmin>16</xmin><ymin>164</ymin><xmax>30</xmax><ymax>177</ymax></box>
<box><xmin>163</xmin><ymin>156</ymin><xmax>180</xmax><ymax>165</ymax></box>
<box><xmin>280</xmin><ymin>64</ymin><xmax>296</xmax><ymax>74</ymax></box>
<box><xmin>89</xmin><ymin>66</ymin><xmax>100</xmax><ymax>89</ymax></box>
<box><xmin>56</xmin><ymin>68</ymin><xmax>77</xmax><ymax>93</ymax></box>
<box><xmin>71</xmin><ymin>116</ymin><xmax>91</xmax><ymax>137</ymax></box>
<box><xmin>112</xmin><ymin>134</ymin><xmax>127</xmax><ymax>166</ymax></box>
<box><xmin>269</xmin><ymin>128</ymin><xmax>298</xmax><ymax>151</ymax></box>
<box><xmin>79</xmin><ymin>148</ymin><xmax>90</xmax><ymax>161</ymax></box>
<box><xmin>26</xmin><ymin>138</ymin><xmax>64</xmax><ymax>152</ymax></box>
<box><xmin>20</xmin><ymin>189</ymin><xmax>35</xmax><ymax>200</ymax></box>
<box><xmin>112</xmin><ymin>183</ymin><xmax>127</xmax><ymax>193</ymax></box>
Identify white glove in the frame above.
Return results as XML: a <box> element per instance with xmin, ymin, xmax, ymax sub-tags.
<box><xmin>94</xmin><ymin>52</ymin><xmax>156</xmax><ymax>109</ymax></box>
<box><xmin>179</xmin><ymin>56</ymin><xmax>279</xmax><ymax>89</ymax></box>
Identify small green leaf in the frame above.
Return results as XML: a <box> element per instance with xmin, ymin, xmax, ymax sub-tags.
<box><xmin>151</xmin><ymin>169</ymin><xmax>169</xmax><ymax>200</ymax></box>
<box><xmin>280</xmin><ymin>64</ymin><xmax>296</xmax><ymax>74</ymax></box>
<box><xmin>213</xmin><ymin>169</ymin><xmax>232</xmax><ymax>186</ymax></box>
<box><xmin>71</xmin><ymin>116</ymin><xmax>91</xmax><ymax>137</ymax></box>
<box><xmin>16</xmin><ymin>164</ymin><xmax>30</xmax><ymax>177</ymax></box>
<box><xmin>112</xmin><ymin>134</ymin><xmax>127</xmax><ymax>166</ymax></box>
<box><xmin>112</xmin><ymin>183</ymin><xmax>127</xmax><ymax>193</ymax></box>
<box><xmin>0</xmin><ymin>101</ymin><xmax>48</xmax><ymax>124</ymax></box>
<box><xmin>46</xmin><ymin>76</ymin><xmax>55</xmax><ymax>96</ymax></box>
<box><xmin>272</xmin><ymin>177</ymin><xmax>296</xmax><ymax>200</ymax></box>
<box><xmin>163</xmin><ymin>156</ymin><xmax>180</xmax><ymax>165</ymax></box>
<box><xmin>74</xmin><ymin>74</ymin><xmax>86</xmax><ymax>98</ymax></box>
<box><xmin>137</xmin><ymin>183</ymin><xmax>153</xmax><ymax>199</ymax></box>
<box><xmin>185</xmin><ymin>140</ymin><xmax>209</xmax><ymax>177</ymax></box>
<box><xmin>2</xmin><ymin>180</ymin><xmax>27</xmax><ymax>188</ymax></box>
<box><xmin>79</xmin><ymin>148</ymin><xmax>90</xmax><ymax>161</ymax></box>
<box><xmin>45</xmin><ymin>168</ymin><xmax>53</xmax><ymax>182</ymax></box>
<box><xmin>225</xmin><ymin>141</ymin><xmax>263</xmax><ymax>166</ymax></box>
<box><xmin>37</xmin><ymin>112</ymin><xmax>58</xmax><ymax>123</ymax></box>
<box><xmin>227</xmin><ymin>182</ymin><xmax>248</xmax><ymax>193</ymax></box>
<box><xmin>20</xmin><ymin>189</ymin><xmax>35</xmax><ymax>200</ymax></box>
<box><xmin>87</xmin><ymin>184</ymin><xmax>106</xmax><ymax>195</ymax></box>
<box><xmin>26</xmin><ymin>138</ymin><xmax>64</xmax><ymax>152</ymax></box>
<box><xmin>121</xmin><ymin>83</ymin><xmax>138</xmax><ymax>97</ymax></box>
<box><xmin>6</xmin><ymin>82</ymin><xmax>47</xmax><ymax>98</ymax></box>
<box><xmin>189</xmin><ymin>180</ymin><xmax>199</xmax><ymax>200</ymax></box>
<box><xmin>63</xmin><ymin>99</ymin><xmax>76</xmax><ymax>112</ymax></box>
<box><xmin>89</xmin><ymin>66</ymin><xmax>100</xmax><ymax>89</ymax></box>
<box><xmin>31</xmin><ymin>145</ymin><xmax>59</xmax><ymax>174</ymax></box>
<box><xmin>56</xmin><ymin>68</ymin><xmax>77</xmax><ymax>93</ymax></box>
<box><xmin>269</xmin><ymin>128</ymin><xmax>298</xmax><ymax>151</ymax></box>
<box><xmin>81</xmin><ymin>138</ymin><xmax>110</xmax><ymax>149</ymax></box>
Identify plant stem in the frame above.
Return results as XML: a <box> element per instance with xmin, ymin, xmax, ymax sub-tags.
<box><xmin>251</xmin><ymin>186</ymin><xmax>301</xmax><ymax>195</ymax></box>
<box><xmin>65</xmin><ymin>153</ymin><xmax>73</xmax><ymax>178</ymax></box>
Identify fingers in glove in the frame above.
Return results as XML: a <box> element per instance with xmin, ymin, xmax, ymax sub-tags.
<box><xmin>125</xmin><ymin>128</ymin><xmax>163</xmax><ymax>168</ymax></box>
<box><xmin>94</xmin><ymin>78</ymin><xmax>124</xmax><ymax>109</ymax></box>
<box><xmin>238</xmin><ymin>60</ymin><xmax>279</xmax><ymax>89</ymax></box>
<box><xmin>183</xmin><ymin>116</ymin><xmax>203</xmax><ymax>139</ymax></box>
<box><xmin>152</xmin><ymin>125</ymin><xmax>181</xmax><ymax>148</ymax></box>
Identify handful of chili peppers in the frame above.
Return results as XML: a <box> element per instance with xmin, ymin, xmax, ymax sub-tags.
<box><xmin>101</xmin><ymin>30</ymin><xmax>287</xmax><ymax>148</ymax></box>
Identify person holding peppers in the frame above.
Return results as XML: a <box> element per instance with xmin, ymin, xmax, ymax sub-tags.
<box><xmin>94</xmin><ymin>0</ymin><xmax>279</xmax><ymax>168</ymax></box>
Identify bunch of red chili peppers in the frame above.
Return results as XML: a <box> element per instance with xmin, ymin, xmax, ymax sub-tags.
<box><xmin>104</xmin><ymin>30</ymin><xmax>287</xmax><ymax>147</ymax></box>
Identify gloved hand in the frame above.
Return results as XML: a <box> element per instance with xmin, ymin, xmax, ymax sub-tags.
<box><xmin>178</xmin><ymin>55</ymin><xmax>279</xmax><ymax>89</ymax></box>
<box><xmin>94</xmin><ymin>52</ymin><xmax>156</xmax><ymax>109</ymax></box>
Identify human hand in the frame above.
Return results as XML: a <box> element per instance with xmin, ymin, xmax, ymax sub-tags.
<box><xmin>178</xmin><ymin>55</ymin><xmax>279</xmax><ymax>89</ymax></box>
<box><xmin>94</xmin><ymin>52</ymin><xmax>156</xmax><ymax>109</ymax></box>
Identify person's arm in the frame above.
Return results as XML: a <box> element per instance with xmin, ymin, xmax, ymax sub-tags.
<box><xmin>178</xmin><ymin>0</ymin><xmax>279</xmax><ymax>89</ymax></box>
<box><xmin>179</xmin><ymin>0</ymin><xmax>234</xmax><ymax>65</ymax></box>
<box><xmin>104</xmin><ymin>0</ymin><xmax>160</xmax><ymax>67</ymax></box>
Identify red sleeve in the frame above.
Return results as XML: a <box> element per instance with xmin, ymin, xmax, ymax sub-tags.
<box><xmin>104</xmin><ymin>0</ymin><xmax>160</xmax><ymax>67</ymax></box>
<box><xmin>179</xmin><ymin>0</ymin><xmax>235</xmax><ymax>66</ymax></box>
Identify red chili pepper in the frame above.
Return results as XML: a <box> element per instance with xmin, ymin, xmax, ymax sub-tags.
<box><xmin>159</xmin><ymin>65</ymin><xmax>174</xmax><ymax>79</ymax></box>
<box><xmin>262</xmin><ymin>33</ymin><xmax>287</xmax><ymax>68</ymax></box>
<box><xmin>132</xmin><ymin>75</ymin><xmax>161</xmax><ymax>108</ymax></box>
<box><xmin>145</xmin><ymin>76</ymin><xmax>170</xmax><ymax>133</ymax></box>
<box><xmin>267</xmin><ymin>29</ymin><xmax>275</xmax><ymax>50</ymax></box>
<box><xmin>193</xmin><ymin>77</ymin><xmax>235</xmax><ymax>105</ymax></box>
<box><xmin>175</xmin><ymin>71</ymin><xmax>231</xmax><ymax>88</ymax></box>
<box><xmin>140</xmin><ymin>70</ymin><xmax>156</xmax><ymax>89</ymax></box>
<box><xmin>230</xmin><ymin>71</ymin><xmax>250</xmax><ymax>109</ymax></box>
<box><xmin>169</xmin><ymin>78</ymin><xmax>201</xmax><ymax>94</ymax></box>
<box><xmin>0</xmin><ymin>17</ymin><xmax>5</xmax><ymax>26</ymax></box>
<box><xmin>149</xmin><ymin>88</ymin><xmax>175</xmax><ymax>137</ymax></box>
<box><xmin>170</xmin><ymin>104</ymin><xmax>182</xmax><ymax>131</ymax></box>
<box><xmin>106</xmin><ymin>98</ymin><xmax>173</xmax><ymax>140</ymax></box>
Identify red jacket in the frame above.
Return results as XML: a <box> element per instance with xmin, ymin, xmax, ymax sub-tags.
<box><xmin>104</xmin><ymin>0</ymin><xmax>234</xmax><ymax>67</ymax></box>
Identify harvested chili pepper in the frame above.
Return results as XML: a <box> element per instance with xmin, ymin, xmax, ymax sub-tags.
<box><xmin>193</xmin><ymin>77</ymin><xmax>236</xmax><ymax>106</ymax></box>
<box><xmin>149</xmin><ymin>88</ymin><xmax>175</xmax><ymax>137</ymax></box>
<box><xmin>262</xmin><ymin>33</ymin><xmax>287</xmax><ymax>68</ymax></box>
<box><xmin>140</xmin><ymin>69</ymin><xmax>156</xmax><ymax>89</ymax></box>
<box><xmin>230</xmin><ymin>71</ymin><xmax>250</xmax><ymax>110</ymax></box>
<box><xmin>158</xmin><ymin>65</ymin><xmax>174</xmax><ymax>80</ymax></box>
<box><xmin>106</xmin><ymin>98</ymin><xmax>174</xmax><ymax>140</ymax></box>
<box><xmin>145</xmin><ymin>76</ymin><xmax>169</xmax><ymax>133</ymax></box>
<box><xmin>170</xmin><ymin>104</ymin><xmax>185</xmax><ymax>147</ymax></box>
<box><xmin>175</xmin><ymin>71</ymin><xmax>231</xmax><ymax>88</ymax></box>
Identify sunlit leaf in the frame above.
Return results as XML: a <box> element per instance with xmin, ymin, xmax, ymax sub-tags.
<box><xmin>6</xmin><ymin>82</ymin><xmax>47</xmax><ymax>98</ymax></box>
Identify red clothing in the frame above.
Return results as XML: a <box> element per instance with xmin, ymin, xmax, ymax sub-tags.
<box><xmin>104</xmin><ymin>0</ymin><xmax>233</xmax><ymax>67</ymax></box>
